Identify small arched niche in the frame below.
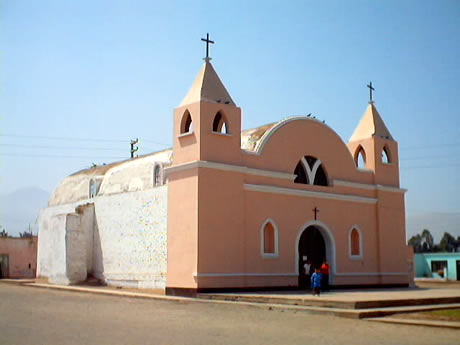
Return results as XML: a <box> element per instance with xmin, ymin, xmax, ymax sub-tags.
<box><xmin>349</xmin><ymin>227</ymin><xmax>363</xmax><ymax>259</ymax></box>
<box><xmin>212</xmin><ymin>111</ymin><xmax>229</xmax><ymax>134</ymax></box>
<box><xmin>261</xmin><ymin>219</ymin><xmax>279</xmax><ymax>258</ymax></box>
<box><xmin>381</xmin><ymin>146</ymin><xmax>391</xmax><ymax>164</ymax></box>
<box><xmin>180</xmin><ymin>110</ymin><xmax>193</xmax><ymax>134</ymax></box>
<box><xmin>89</xmin><ymin>179</ymin><xmax>101</xmax><ymax>198</ymax></box>
<box><xmin>355</xmin><ymin>146</ymin><xmax>366</xmax><ymax>169</ymax></box>
<box><xmin>153</xmin><ymin>162</ymin><xmax>164</xmax><ymax>187</ymax></box>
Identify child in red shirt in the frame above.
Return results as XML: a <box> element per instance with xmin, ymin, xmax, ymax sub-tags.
<box><xmin>320</xmin><ymin>260</ymin><xmax>330</xmax><ymax>291</ymax></box>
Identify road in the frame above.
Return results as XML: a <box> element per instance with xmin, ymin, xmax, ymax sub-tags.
<box><xmin>0</xmin><ymin>284</ymin><xmax>457</xmax><ymax>345</ymax></box>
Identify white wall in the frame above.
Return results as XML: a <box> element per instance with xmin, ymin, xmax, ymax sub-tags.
<box><xmin>38</xmin><ymin>204</ymin><xmax>75</xmax><ymax>282</ymax></box>
<box><xmin>38</xmin><ymin>186</ymin><xmax>168</xmax><ymax>288</ymax></box>
<box><xmin>93</xmin><ymin>186</ymin><xmax>168</xmax><ymax>288</ymax></box>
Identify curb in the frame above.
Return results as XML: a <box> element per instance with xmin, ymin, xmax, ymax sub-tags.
<box><xmin>367</xmin><ymin>317</ymin><xmax>460</xmax><ymax>330</ymax></box>
<box><xmin>0</xmin><ymin>279</ymin><xmax>35</xmax><ymax>284</ymax></box>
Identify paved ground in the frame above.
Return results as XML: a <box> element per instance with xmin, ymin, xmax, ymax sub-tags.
<box><xmin>1</xmin><ymin>284</ymin><xmax>459</xmax><ymax>345</ymax></box>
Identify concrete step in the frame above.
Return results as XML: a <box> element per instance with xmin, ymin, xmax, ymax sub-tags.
<box><xmin>367</xmin><ymin>316</ymin><xmax>460</xmax><ymax>329</ymax></box>
<box><xmin>198</xmin><ymin>293</ymin><xmax>356</xmax><ymax>309</ymax></box>
<box><xmin>198</xmin><ymin>293</ymin><xmax>460</xmax><ymax>310</ymax></box>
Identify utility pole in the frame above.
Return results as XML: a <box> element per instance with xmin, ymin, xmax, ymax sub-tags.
<box><xmin>130</xmin><ymin>138</ymin><xmax>139</xmax><ymax>158</ymax></box>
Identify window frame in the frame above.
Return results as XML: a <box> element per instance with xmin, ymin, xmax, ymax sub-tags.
<box><xmin>179</xmin><ymin>110</ymin><xmax>194</xmax><ymax>135</ymax></box>
<box><xmin>153</xmin><ymin>162</ymin><xmax>164</xmax><ymax>187</ymax></box>
<box><xmin>355</xmin><ymin>145</ymin><xmax>367</xmax><ymax>169</ymax></box>
<box><xmin>348</xmin><ymin>225</ymin><xmax>363</xmax><ymax>260</ymax></box>
<box><xmin>260</xmin><ymin>219</ymin><xmax>280</xmax><ymax>259</ymax></box>
<box><xmin>381</xmin><ymin>145</ymin><xmax>392</xmax><ymax>164</ymax></box>
<box><xmin>212</xmin><ymin>111</ymin><xmax>230</xmax><ymax>135</ymax></box>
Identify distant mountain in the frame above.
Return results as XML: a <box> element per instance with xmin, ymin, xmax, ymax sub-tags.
<box><xmin>406</xmin><ymin>212</ymin><xmax>460</xmax><ymax>243</ymax></box>
<box><xmin>0</xmin><ymin>187</ymin><xmax>50</xmax><ymax>237</ymax></box>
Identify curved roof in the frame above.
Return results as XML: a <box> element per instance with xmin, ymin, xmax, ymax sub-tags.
<box><xmin>241</xmin><ymin>116</ymin><xmax>347</xmax><ymax>155</ymax></box>
<box><xmin>49</xmin><ymin>149</ymin><xmax>172</xmax><ymax>206</ymax></box>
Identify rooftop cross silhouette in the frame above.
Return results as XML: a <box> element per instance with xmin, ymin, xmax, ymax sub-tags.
<box><xmin>367</xmin><ymin>81</ymin><xmax>375</xmax><ymax>103</ymax></box>
<box><xmin>201</xmin><ymin>33</ymin><xmax>214</xmax><ymax>62</ymax></box>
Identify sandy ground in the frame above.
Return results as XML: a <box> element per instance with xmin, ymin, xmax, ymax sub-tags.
<box><xmin>1</xmin><ymin>283</ymin><xmax>459</xmax><ymax>345</ymax></box>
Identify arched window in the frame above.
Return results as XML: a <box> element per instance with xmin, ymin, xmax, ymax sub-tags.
<box><xmin>261</xmin><ymin>219</ymin><xmax>279</xmax><ymax>258</ymax></box>
<box><xmin>381</xmin><ymin>146</ymin><xmax>391</xmax><ymax>164</ymax></box>
<box><xmin>212</xmin><ymin>112</ymin><xmax>229</xmax><ymax>134</ymax></box>
<box><xmin>294</xmin><ymin>156</ymin><xmax>329</xmax><ymax>186</ymax></box>
<box><xmin>349</xmin><ymin>227</ymin><xmax>362</xmax><ymax>259</ymax></box>
<box><xmin>153</xmin><ymin>163</ymin><xmax>163</xmax><ymax>187</ymax></box>
<box><xmin>180</xmin><ymin>110</ymin><xmax>193</xmax><ymax>134</ymax></box>
<box><xmin>355</xmin><ymin>146</ymin><xmax>366</xmax><ymax>169</ymax></box>
<box><xmin>89</xmin><ymin>179</ymin><xmax>100</xmax><ymax>198</ymax></box>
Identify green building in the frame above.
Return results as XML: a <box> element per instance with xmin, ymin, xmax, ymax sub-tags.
<box><xmin>415</xmin><ymin>253</ymin><xmax>460</xmax><ymax>280</ymax></box>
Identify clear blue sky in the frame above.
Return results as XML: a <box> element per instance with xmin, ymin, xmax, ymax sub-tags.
<box><xmin>1</xmin><ymin>1</ymin><xmax>459</xmax><ymax>218</ymax></box>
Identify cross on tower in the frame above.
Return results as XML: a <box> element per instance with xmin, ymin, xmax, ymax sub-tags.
<box><xmin>313</xmin><ymin>207</ymin><xmax>320</xmax><ymax>220</ymax></box>
<box><xmin>201</xmin><ymin>33</ymin><xmax>215</xmax><ymax>62</ymax></box>
<box><xmin>367</xmin><ymin>81</ymin><xmax>375</xmax><ymax>103</ymax></box>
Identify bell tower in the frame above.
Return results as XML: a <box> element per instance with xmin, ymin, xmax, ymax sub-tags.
<box><xmin>167</xmin><ymin>36</ymin><xmax>244</xmax><ymax>295</ymax></box>
<box><xmin>172</xmin><ymin>60</ymin><xmax>242</xmax><ymax>166</ymax></box>
<box><xmin>347</xmin><ymin>100</ymin><xmax>400</xmax><ymax>187</ymax></box>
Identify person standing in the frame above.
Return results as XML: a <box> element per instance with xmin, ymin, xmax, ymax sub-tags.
<box><xmin>311</xmin><ymin>268</ymin><xmax>322</xmax><ymax>296</ymax></box>
<box><xmin>320</xmin><ymin>259</ymin><xmax>330</xmax><ymax>291</ymax></box>
<box><xmin>304</xmin><ymin>259</ymin><xmax>312</xmax><ymax>288</ymax></box>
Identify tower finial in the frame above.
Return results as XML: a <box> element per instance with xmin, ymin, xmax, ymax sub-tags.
<box><xmin>367</xmin><ymin>81</ymin><xmax>375</xmax><ymax>104</ymax></box>
<box><xmin>201</xmin><ymin>33</ymin><xmax>215</xmax><ymax>62</ymax></box>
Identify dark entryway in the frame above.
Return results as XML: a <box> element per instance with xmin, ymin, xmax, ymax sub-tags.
<box><xmin>457</xmin><ymin>260</ymin><xmax>460</xmax><ymax>281</ymax></box>
<box><xmin>298</xmin><ymin>226</ymin><xmax>326</xmax><ymax>288</ymax></box>
<box><xmin>0</xmin><ymin>255</ymin><xmax>9</xmax><ymax>279</ymax></box>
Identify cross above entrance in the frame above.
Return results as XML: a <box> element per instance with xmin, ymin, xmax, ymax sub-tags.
<box><xmin>367</xmin><ymin>81</ymin><xmax>375</xmax><ymax>103</ymax></box>
<box><xmin>201</xmin><ymin>33</ymin><xmax>215</xmax><ymax>62</ymax></box>
<box><xmin>313</xmin><ymin>207</ymin><xmax>319</xmax><ymax>220</ymax></box>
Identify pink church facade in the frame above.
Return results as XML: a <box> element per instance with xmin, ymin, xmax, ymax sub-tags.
<box><xmin>166</xmin><ymin>61</ymin><xmax>413</xmax><ymax>295</ymax></box>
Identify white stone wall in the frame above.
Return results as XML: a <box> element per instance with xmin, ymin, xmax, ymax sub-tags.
<box><xmin>93</xmin><ymin>186</ymin><xmax>168</xmax><ymax>288</ymax></box>
<box><xmin>38</xmin><ymin>186</ymin><xmax>168</xmax><ymax>289</ymax></box>
<box><xmin>38</xmin><ymin>204</ymin><xmax>76</xmax><ymax>281</ymax></box>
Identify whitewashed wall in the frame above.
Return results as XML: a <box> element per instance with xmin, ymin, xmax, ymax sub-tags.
<box><xmin>38</xmin><ymin>204</ymin><xmax>76</xmax><ymax>282</ymax></box>
<box><xmin>38</xmin><ymin>186</ymin><xmax>168</xmax><ymax>288</ymax></box>
<box><xmin>93</xmin><ymin>186</ymin><xmax>168</xmax><ymax>288</ymax></box>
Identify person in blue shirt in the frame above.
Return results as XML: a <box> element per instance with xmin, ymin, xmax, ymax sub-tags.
<box><xmin>311</xmin><ymin>267</ymin><xmax>323</xmax><ymax>296</ymax></box>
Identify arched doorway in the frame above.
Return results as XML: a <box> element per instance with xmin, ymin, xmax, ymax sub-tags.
<box><xmin>298</xmin><ymin>226</ymin><xmax>326</xmax><ymax>288</ymax></box>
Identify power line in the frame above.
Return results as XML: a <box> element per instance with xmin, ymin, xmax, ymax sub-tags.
<box><xmin>0</xmin><ymin>143</ymin><xmax>127</xmax><ymax>151</ymax></box>
<box><xmin>0</xmin><ymin>153</ymin><xmax>126</xmax><ymax>159</ymax></box>
<box><xmin>2</xmin><ymin>133</ymin><xmax>459</xmax><ymax>151</ymax></box>
<box><xmin>401</xmin><ymin>163</ymin><xmax>460</xmax><ymax>170</ymax></box>
<box><xmin>0</xmin><ymin>134</ymin><xmax>126</xmax><ymax>143</ymax></box>
<box><xmin>400</xmin><ymin>154</ymin><xmax>460</xmax><ymax>161</ymax></box>
<box><xmin>0</xmin><ymin>134</ymin><xmax>170</xmax><ymax>147</ymax></box>
<box><xmin>400</xmin><ymin>143</ymin><xmax>460</xmax><ymax>150</ymax></box>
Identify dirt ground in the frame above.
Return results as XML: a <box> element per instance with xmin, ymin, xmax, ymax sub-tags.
<box><xmin>1</xmin><ymin>283</ymin><xmax>459</xmax><ymax>345</ymax></box>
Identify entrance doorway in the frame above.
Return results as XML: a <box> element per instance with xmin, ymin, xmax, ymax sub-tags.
<box><xmin>298</xmin><ymin>226</ymin><xmax>326</xmax><ymax>288</ymax></box>
<box><xmin>0</xmin><ymin>255</ymin><xmax>9</xmax><ymax>279</ymax></box>
<box><xmin>457</xmin><ymin>260</ymin><xmax>460</xmax><ymax>281</ymax></box>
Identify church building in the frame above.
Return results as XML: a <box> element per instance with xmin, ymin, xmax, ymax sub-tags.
<box><xmin>37</xmin><ymin>42</ymin><xmax>413</xmax><ymax>295</ymax></box>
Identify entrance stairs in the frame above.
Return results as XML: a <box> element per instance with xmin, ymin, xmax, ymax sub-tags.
<box><xmin>197</xmin><ymin>288</ymin><xmax>460</xmax><ymax>319</ymax></box>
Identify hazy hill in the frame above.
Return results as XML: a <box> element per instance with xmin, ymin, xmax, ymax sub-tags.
<box><xmin>0</xmin><ymin>187</ymin><xmax>49</xmax><ymax>237</ymax></box>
